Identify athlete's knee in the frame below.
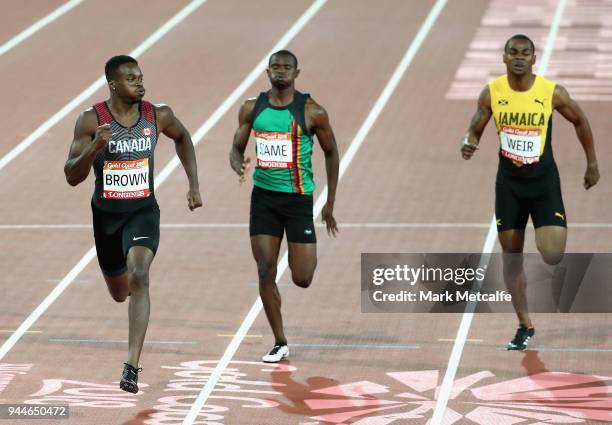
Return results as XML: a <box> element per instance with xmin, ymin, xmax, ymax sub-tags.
<box><xmin>128</xmin><ymin>268</ymin><xmax>150</xmax><ymax>291</ymax></box>
<box><xmin>501</xmin><ymin>244</ymin><xmax>523</xmax><ymax>254</ymax></box>
<box><xmin>541</xmin><ymin>251</ymin><xmax>563</xmax><ymax>266</ymax></box>
<box><xmin>292</xmin><ymin>274</ymin><xmax>313</xmax><ymax>289</ymax></box>
<box><xmin>110</xmin><ymin>292</ymin><xmax>128</xmax><ymax>303</ymax></box>
<box><xmin>256</xmin><ymin>259</ymin><xmax>277</xmax><ymax>281</ymax></box>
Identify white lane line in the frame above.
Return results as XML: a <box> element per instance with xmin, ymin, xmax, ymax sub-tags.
<box><xmin>48</xmin><ymin>338</ymin><xmax>196</xmax><ymax>345</ymax></box>
<box><xmin>0</xmin><ymin>246</ymin><xmax>97</xmax><ymax>361</ymax></box>
<box><xmin>430</xmin><ymin>1</ymin><xmax>568</xmax><ymax>423</ymax></box>
<box><xmin>3</xmin><ymin>222</ymin><xmax>612</xmax><ymax>230</ymax></box>
<box><xmin>0</xmin><ymin>0</ymin><xmax>85</xmax><ymax>57</ymax></box>
<box><xmin>180</xmin><ymin>1</ymin><xmax>449</xmax><ymax>423</ymax></box>
<box><xmin>0</xmin><ymin>0</ymin><xmax>207</xmax><ymax>173</ymax></box>
<box><xmin>0</xmin><ymin>0</ymin><xmax>326</xmax><ymax>364</ymax></box>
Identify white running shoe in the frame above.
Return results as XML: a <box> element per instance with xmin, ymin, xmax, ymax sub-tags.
<box><xmin>262</xmin><ymin>344</ymin><xmax>289</xmax><ymax>363</ymax></box>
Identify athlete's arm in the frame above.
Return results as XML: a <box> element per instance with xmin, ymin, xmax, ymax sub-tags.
<box><xmin>553</xmin><ymin>85</ymin><xmax>600</xmax><ymax>189</ymax></box>
<box><xmin>229</xmin><ymin>99</ymin><xmax>255</xmax><ymax>184</ymax></box>
<box><xmin>156</xmin><ymin>105</ymin><xmax>203</xmax><ymax>210</ymax></box>
<box><xmin>461</xmin><ymin>85</ymin><xmax>492</xmax><ymax>160</ymax></box>
<box><xmin>64</xmin><ymin>109</ymin><xmax>111</xmax><ymax>186</ymax></box>
<box><xmin>307</xmin><ymin>98</ymin><xmax>339</xmax><ymax>237</ymax></box>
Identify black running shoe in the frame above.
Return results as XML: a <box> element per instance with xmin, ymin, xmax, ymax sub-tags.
<box><xmin>120</xmin><ymin>363</ymin><xmax>142</xmax><ymax>393</ymax></box>
<box><xmin>507</xmin><ymin>324</ymin><xmax>535</xmax><ymax>351</ymax></box>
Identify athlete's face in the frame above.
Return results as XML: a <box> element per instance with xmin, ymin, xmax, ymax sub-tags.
<box><xmin>110</xmin><ymin>63</ymin><xmax>146</xmax><ymax>101</ymax></box>
<box><xmin>503</xmin><ymin>39</ymin><xmax>536</xmax><ymax>76</ymax></box>
<box><xmin>267</xmin><ymin>55</ymin><xmax>299</xmax><ymax>89</ymax></box>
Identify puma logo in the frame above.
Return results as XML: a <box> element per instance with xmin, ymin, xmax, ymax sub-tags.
<box><xmin>534</xmin><ymin>98</ymin><xmax>545</xmax><ymax>107</ymax></box>
<box><xmin>555</xmin><ymin>212</ymin><xmax>565</xmax><ymax>221</ymax></box>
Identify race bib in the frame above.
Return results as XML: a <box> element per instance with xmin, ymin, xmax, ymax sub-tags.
<box><xmin>500</xmin><ymin>126</ymin><xmax>542</xmax><ymax>165</ymax></box>
<box><xmin>254</xmin><ymin>131</ymin><xmax>293</xmax><ymax>169</ymax></box>
<box><xmin>103</xmin><ymin>159</ymin><xmax>150</xmax><ymax>199</ymax></box>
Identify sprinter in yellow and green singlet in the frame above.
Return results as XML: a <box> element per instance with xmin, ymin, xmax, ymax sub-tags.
<box><xmin>230</xmin><ymin>50</ymin><xmax>340</xmax><ymax>363</ymax></box>
<box><xmin>461</xmin><ymin>34</ymin><xmax>600</xmax><ymax>351</ymax></box>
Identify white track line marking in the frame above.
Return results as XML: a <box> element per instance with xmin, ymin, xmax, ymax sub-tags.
<box><xmin>180</xmin><ymin>1</ymin><xmax>448</xmax><ymax>423</ymax></box>
<box><xmin>0</xmin><ymin>0</ymin><xmax>206</xmax><ymax>172</ymax></box>
<box><xmin>430</xmin><ymin>2</ymin><xmax>568</xmax><ymax>423</ymax></box>
<box><xmin>3</xmin><ymin>222</ymin><xmax>612</xmax><ymax>230</ymax></box>
<box><xmin>0</xmin><ymin>0</ymin><xmax>85</xmax><ymax>57</ymax></box>
<box><xmin>0</xmin><ymin>246</ymin><xmax>97</xmax><ymax>361</ymax></box>
<box><xmin>47</xmin><ymin>338</ymin><xmax>196</xmax><ymax>345</ymax></box>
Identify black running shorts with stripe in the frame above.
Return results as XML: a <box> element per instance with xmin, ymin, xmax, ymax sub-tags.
<box><xmin>91</xmin><ymin>200</ymin><xmax>160</xmax><ymax>276</ymax></box>
<box><xmin>495</xmin><ymin>165</ymin><xmax>566</xmax><ymax>231</ymax></box>
<box><xmin>250</xmin><ymin>185</ymin><xmax>316</xmax><ymax>244</ymax></box>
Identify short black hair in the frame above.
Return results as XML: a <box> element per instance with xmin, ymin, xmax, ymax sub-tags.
<box><xmin>504</xmin><ymin>34</ymin><xmax>535</xmax><ymax>53</ymax></box>
<box><xmin>105</xmin><ymin>55</ymin><xmax>138</xmax><ymax>81</ymax></box>
<box><xmin>269</xmin><ymin>50</ymin><xmax>298</xmax><ymax>68</ymax></box>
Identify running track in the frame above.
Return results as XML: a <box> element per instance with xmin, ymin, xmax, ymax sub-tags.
<box><xmin>0</xmin><ymin>1</ymin><xmax>611</xmax><ymax>424</ymax></box>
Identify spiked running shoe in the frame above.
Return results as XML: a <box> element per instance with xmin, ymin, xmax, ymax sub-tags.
<box><xmin>120</xmin><ymin>363</ymin><xmax>142</xmax><ymax>393</ymax></box>
<box><xmin>262</xmin><ymin>344</ymin><xmax>289</xmax><ymax>363</ymax></box>
<box><xmin>507</xmin><ymin>324</ymin><xmax>535</xmax><ymax>351</ymax></box>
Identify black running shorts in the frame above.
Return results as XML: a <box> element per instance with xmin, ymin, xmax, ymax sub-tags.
<box><xmin>250</xmin><ymin>185</ymin><xmax>316</xmax><ymax>243</ymax></box>
<box><xmin>495</xmin><ymin>165</ymin><xmax>567</xmax><ymax>231</ymax></box>
<box><xmin>91</xmin><ymin>201</ymin><xmax>160</xmax><ymax>276</ymax></box>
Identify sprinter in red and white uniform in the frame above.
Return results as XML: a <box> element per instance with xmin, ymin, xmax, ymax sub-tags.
<box><xmin>64</xmin><ymin>55</ymin><xmax>202</xmax><ymax>393</ymax></box>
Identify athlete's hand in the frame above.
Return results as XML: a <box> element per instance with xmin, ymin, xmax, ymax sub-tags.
<box><xmin>238</xmin><ymin>156</ymin><xmax>251</xmax><ymax>184</ymax></box>
<box><xmin>93</xmin><ymin>124</ymin><xmax>112</xmax><ymax>151</ymax></box>
<box><xmin>584</xmin><ymin>162</ymin><xmax>600</xmax><ymax>189</ymax></box>
<box><xmin>460</xmin><ymin>135</ymin><xmax>479</xmax><ymax>160</ymax></box>
<box><xmin>322</xmin><ymin>201</ymin><xmax>338</xmax><ymax>237</ymax></box>
<box><xmin>187</xmin><ymin>188</ymin><xmax>203</xmax><ymax>211</ymax></box>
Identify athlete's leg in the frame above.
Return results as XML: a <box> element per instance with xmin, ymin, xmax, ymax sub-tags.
<box><xmin>125</xmin><ymin>245</ymin><xmax>155</xmax><ymax>369</ymax></box>
<box><xmin>499</xmin><ymin>229</ymin><xmax>531</xmax><ymax>326</ymax></box>
<box><xmin>530</xmin><ymin>167</ymin><xmax>568</xmax><ymax>309</ymax></box>
<box><xmin>251</xmin><ymin>235</ymin><xmax>284</xmax><ymax>344</ymax></box>
<box><xmin>288</xmin><ymin>243</ymin><xmax>317</xmax><ymax>288</ymax></box>
<box><xmin>121</xmin><ymin>204</ymin><xmax>160</xmax><ymax>370</ymax></box>
<box><xmin>285</xmin><ymin>191</ymin><xmax>317</xmax><ymax>288</ymax></box>
<box><xmin>535</xmin><ymin>226</ymin><xmax>566</xmax><ymax>265</ymax></box>
<box><xmin>496</xmin><ymin>171</ymin><xmax>531</xmax><ymax>328</ymax></box>
<box><xmin>103</xmin><ymin>273</ymin><xmax>129</xmax><ymax>302</ymax></box>
<box><xmin>92</xmin><ymin>203</ymin><xmax>130</xmax><ymax>302</ymax></box>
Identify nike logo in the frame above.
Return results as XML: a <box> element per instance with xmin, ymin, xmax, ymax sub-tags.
<box><xmin>555</xmin><ymin>212</ymin><xmax>565</xmax><ymax>220</ymax></box>
<box><xmin>534</xmin><ymin>98</ymin><xmax>545</xmax><ymax>107</ymax></box>
<box><xmin>133</xmin><ymin>236</ymin><xmax>150</xmax><ymax>241</ymax></box>
<box><xmin>496</xmin><ymin>219</ymin><xmax>502</xmax><ymax>226</ymax></box>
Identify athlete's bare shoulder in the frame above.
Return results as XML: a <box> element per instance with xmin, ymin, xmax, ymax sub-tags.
<box><xmin>305</xmin><ymin>96</ymin><xmax>329</xmax><ymax>124</ymax></box>
<box><xmin>152</xmin><ymin>103</ymin><xmax>176</xmax><ymax>126</ymax></box>
<box><xmin>81</xmin><ymin>106</ymin><xmax>97</xmax><ymax>119</ymax></box>
<box><xmin>75</xmin><ymin>107</ymin><xmax>98</xmax><ymax>136</ymax></box>
<box><xmin>153</xmin><ymin>103</ymin><xmax>171</xmax><ymax>114</ymax></box>
<box><xmin>238</xmin><ymin>97</ymin><xmax>257</xmax><ymax>124</ymax></box>
<box><xmin>243</xmin><ymin>97</ymin><xmax>257</xmax><ymax>109</ymax></box>
<box><xmin>305</xmin><ymin>95</ymin><xmax>327</xmax><ymax>115</ymax></box>
<box><xmin>478</xmin><ymin>84</ymin><xmax>491</xmax><ymax>108</ymax></box>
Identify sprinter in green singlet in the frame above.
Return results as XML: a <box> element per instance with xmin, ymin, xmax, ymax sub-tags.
<box><xmin>230</xmin><ymin>50</ymin><xmax>339</xmax><ymax>362</ymax></box>
<box><xmin>461</xmin><ymin>35</ymin><xmax>599</xmax><ymax>350</ymax></box>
